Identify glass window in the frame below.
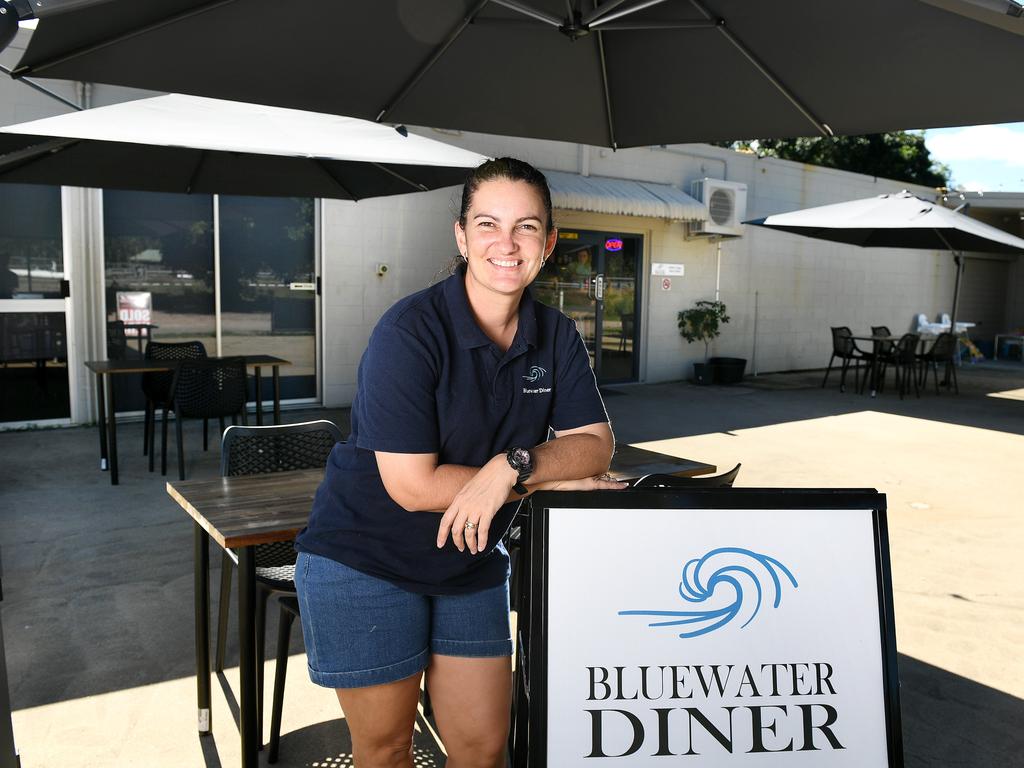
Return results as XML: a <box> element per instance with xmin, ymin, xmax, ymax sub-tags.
<box><xmin>0</xmin><ymin>183</ymin><xmax>64</xmax><ymax>299</ymax></box>
<box><xmin>103</xmin><ymin>190</ymin><xmax>216</xmax><ymax>352</ymax></box>
<box><xmin>219</xmin><ymin>196</ymin><xmax>316</xmax><ymax>400</ymax></box>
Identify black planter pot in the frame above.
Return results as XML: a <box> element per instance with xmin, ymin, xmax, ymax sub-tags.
<box><xmin>692</xmin><ymin>362</ymin><xmax>713</xmax><ymax>385</ymax></box>
<box><xmin>709</xmin><ymin>357</ymin><xmax>747</xmax><ymax>384</ymax></box>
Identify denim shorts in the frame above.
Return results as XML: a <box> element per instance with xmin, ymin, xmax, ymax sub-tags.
<box><xmin>294</xmin><ymin>551</ymin><xmax>513</xmax><ymax>689</ymax></box>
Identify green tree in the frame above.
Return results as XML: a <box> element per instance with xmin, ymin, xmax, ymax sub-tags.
<box><xmin>715</xmin><ymin>132</ymin><xmax>950</xmax><ymax>187</ymax></box>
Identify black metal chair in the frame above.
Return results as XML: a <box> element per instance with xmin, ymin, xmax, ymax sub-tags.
<box><xmin>169</xmin><ymin>357</ymin><xmax>248</xmax><ymax>480</ymax></box>
<box><xmin>217</xmin><ymin>420</ymin><xmax>342</xmax><ymax>763</ymax></box>
<box><xmin>142</xmin><ymin>340</ymin><xmax>207</xmax><ymax>473</ymax></box>
<box><xmin>106</xmin><ymin>319</ymin><xmax>128</xmax><ymax>360</ymax></box>
<box><xmin>822</xmin><ymin>327</ymin><xmax>869</xmax><ymax>393</ymax></box>
<box><xmin>917</xmin><ymin>332</ymin><xmax>959</xmax><ymax>395</ymax></box>
<box><xmin>630</xmin><ymin>463</ymin><xmax>742</xmax><ymax>489</ymax></box>
<box><xmin>888</xmin><ymin>332</ymin><xmax>920</xmax><ymax>400</ymax></box>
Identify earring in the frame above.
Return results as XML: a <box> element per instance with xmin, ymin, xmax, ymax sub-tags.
<box><xmin>461</xmin><ymin>253</ymin><xmax>468</xmax><ymax>262</ymax></box>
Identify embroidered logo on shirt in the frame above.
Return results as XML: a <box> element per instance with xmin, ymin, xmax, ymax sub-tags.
<box><xmin>523</xmin><ymin>365</ymin><xmax>547</xmax><ymax>383</ymax></box>
<box><xmin>522</xmin><ymin>365</ymin><xmax>552</xmax><ymax>394</ymax></box>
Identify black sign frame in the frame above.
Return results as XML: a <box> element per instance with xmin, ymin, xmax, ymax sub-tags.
<box><xmin>510</xmin><ymin>488</ymin><xmax>902</xmax><ymax>768</ymax></box>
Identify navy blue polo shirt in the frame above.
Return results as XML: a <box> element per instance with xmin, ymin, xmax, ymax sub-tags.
<box><xmin>295</xmin><ymin>268</ymin><xmax>609</xmax><ymax>595</ymax></box>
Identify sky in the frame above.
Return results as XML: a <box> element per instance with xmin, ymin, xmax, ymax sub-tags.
<box><xmin>923</xmin><ymin>122</ymin><xmax>1024</xmax><ymax>193</ymax></box>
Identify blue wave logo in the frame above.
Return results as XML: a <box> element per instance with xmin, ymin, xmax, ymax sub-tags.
<box><xmin>522</xmin><ymin>365</ymin><xmax>547</xmax><ymax>383</ymax></box>
<box><xmin>618</xmin><ymin>548</ymin><xmax>798</xmax><ymax>638</ymax></box>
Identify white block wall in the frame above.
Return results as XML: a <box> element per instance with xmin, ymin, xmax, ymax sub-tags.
<box><xmin>318</xmin><ymin>131</ymin><xmax>985</xmax><ymax>405</ymax></box>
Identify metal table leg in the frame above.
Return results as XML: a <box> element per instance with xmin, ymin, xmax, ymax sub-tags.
<box><xmin>95</xmin><ymin>372</ymin><xmax>108</xmax><ymax>472</ymax></box>
<box><xmin>238</xmin><ymin>546</ymin><xmax>258</xmax><ymax>767</ymax></box>
<box><xmin>194</xmin><ymin>523</ymin><xmax>211</xmax><ymax>734</ymax></box>
<box><xmin>106</xmin><ymin>374</ymin><xmax>119</xmax><ymax>485</ymax></box>
<box><xmin>272</xmin><ymin>366</ymin><xmax>281</xmax><ymax>425</ymax></box>
<box><xmin>253</xmin><ymin>367</ymin><xmax>263</xmax><ymax>426</ymax></box>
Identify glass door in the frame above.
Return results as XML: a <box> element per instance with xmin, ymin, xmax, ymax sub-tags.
<box><xmin>534</xmin><ymin>229</ymin><xmax>641</xmax><ymax>383</ymax></box>
<box><xmin>0</xmin><ymin>183</ymin><xmax>72</xmax><ymax>424</ymax></box>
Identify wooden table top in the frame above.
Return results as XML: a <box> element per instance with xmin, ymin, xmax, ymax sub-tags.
<box><xmin>167</xmin><ymin>468</ymin><xmax>322</xmax><ymax>548</ymax></box>
<box><xmin>167</xmin><ymin>447</ymin><xmax>716</xmax><ymax>548</ymax></box>
<box><xmin>86</xmin><ymin>354</ymin><xmax>291</xmax><ymax>375</ymax></box>
<box><xmin>606</xmin><ymin>444</ymin><xmax>715</xmax><ymax>480</ymax></box>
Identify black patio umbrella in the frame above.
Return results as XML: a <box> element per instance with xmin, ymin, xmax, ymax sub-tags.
<box><xmin>5</xmin><ymin>0</ymin><xmax>1024</xmax><ymax>149</ymax></box>
<box><xmin>0</xmin><ymin>93</ymin><xmax>488</xmax><ymax>199</ymax></box>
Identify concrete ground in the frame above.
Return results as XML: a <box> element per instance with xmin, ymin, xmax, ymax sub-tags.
<box><xmin>1</xmin><ymin>360</ymin><xmax>1022</xmax><ymax>767</ymax></box>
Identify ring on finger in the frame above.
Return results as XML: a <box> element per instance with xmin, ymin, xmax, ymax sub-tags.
<box><xmin>464</xmin><ymin>520</ymin><xmax>477</xmax><ymax>531</ymax></box>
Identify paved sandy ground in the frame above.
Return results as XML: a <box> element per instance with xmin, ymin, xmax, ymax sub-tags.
<box><xmin>1</xmin><ymin>362</ymin><xmax>1022</xmax><ymax>766</ymax></box>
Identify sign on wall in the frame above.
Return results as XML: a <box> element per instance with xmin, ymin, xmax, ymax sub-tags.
<box><xmin>517</xmin><ymin>490</ymin><xmax>901</xmax><ymax>768</ymax></box>
<box><xmin>116</xmin><ymin>291</ymin><xmax>152</xmax><ymax>337</ymax></box>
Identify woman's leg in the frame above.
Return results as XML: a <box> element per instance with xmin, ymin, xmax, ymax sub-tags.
<box><xmin>426</xmin><ymin>654</ymin><xmax>512</xmax><ymax>768</ymax></box>
<box><xmin>335</xmin><ymin>673</ymin><xmax>423</xmax><ymax>768</ymax></box>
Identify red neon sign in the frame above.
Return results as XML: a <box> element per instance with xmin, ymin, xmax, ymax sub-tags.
<box><xmin>605</xmin><ymin>238</ymin><xmax>623</xmax><ymax>251</ymax></box>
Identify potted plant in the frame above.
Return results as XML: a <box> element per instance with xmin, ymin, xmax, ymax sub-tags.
<box><xmin>677</xmin><ymin>300</ymin><xmax>730</xmax><ymax>384</ymax></box>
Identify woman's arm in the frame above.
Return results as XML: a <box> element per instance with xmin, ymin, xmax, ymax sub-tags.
<box><xmin>377</xmin><ymin>420</ymin><xmax>622</xmax><ymax>554</ymax></box>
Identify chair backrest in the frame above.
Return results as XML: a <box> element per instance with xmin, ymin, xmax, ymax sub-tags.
<box><xmin>940</xmin><ymin>313</ymin><xmax>951</xmax><ymax>326</ymax></box>
<box><xmin>220</xmin><ymin>420</ymin><xmax>343</xmax><ymax>477</ymax></box>
<box><xmin>142</xmin><ymin>340</ymin><xmax>207</xmax><ymax>402</ymax></box>
<box><xmin>632</xmin><ymin>463</ymin><xmax>742</xmax><ymax>489</ymax></box>
<box><xmin>106</xmin><ymin>320</ymin><xmax>128</xmax><ymax>360</ymax></box>
<box><xmin>870</xmin><ymin>326</ymin><xmax>894</xmax><ymax>354</ymax></box>
<box><xmin>221</xmin><ymin>421</ymin><xmax>343</xmax><ymax>569</ymax></box>
<box><xmin>172</xmin><ymin>357</ymin><xmax>248</xmax><ymax>418</ymax></box>
<box><xmin>830</xmin><ymin>326</ymin><xmax>854</xmax><ymax>356</ymax></box>
<box><xmin>927</xmin><ymin>331</ymin><xmax>957</xmax><ymax>359</ymax></box>
<box><xmin>894</xmin><ymin>333</ymin><xmax>920</xmax><ymax>363</ymax></box>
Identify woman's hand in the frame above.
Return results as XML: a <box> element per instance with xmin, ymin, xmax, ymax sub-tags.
<box><xmin>536</xmin><ymin>474</ymin><xmax>630</xmax><ymax>493</ymax></box>
<box><xmin>436</xmin><ymin>455</ymin><xmax>518</xmax><ymax>554</ymax></box>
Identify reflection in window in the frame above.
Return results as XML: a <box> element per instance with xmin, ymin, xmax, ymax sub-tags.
<box><xmin>0</xmin><ymin>183</ymin><xmax>64</xmax><ymax>299</ymax></box>
<box><xmin>219</xmin><ymin>196</ymin><xmax>316</xmax><ymax>400</ymax></box>
<box><xmin>103</xmin><ymin>190</ymin><xmax>216</xmax><ymax>354</ymax></box>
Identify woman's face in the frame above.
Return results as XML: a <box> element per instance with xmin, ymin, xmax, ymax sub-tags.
<box><xmin>455</xmin><ymin>178</ymin><xmax>557</xmax><ymax>299</ymax></box>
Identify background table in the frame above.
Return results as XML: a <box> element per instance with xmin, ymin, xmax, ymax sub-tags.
<box><xmin>165</xmin><ymin>447</ymin><xmax>715</xmax><ymax>768</ymax></box>
<box><xmin>86</xmin><ymin>355</ymin><xmax>290</xmax><ymax>485</ymax></box>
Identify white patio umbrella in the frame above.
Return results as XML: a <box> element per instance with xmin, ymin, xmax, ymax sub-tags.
<box><xmin>745</xmin><ymin>191</ymin><xmax>1024</xmax><ymax>330</ymax></box>
<box><xmin>0</xmin><ymin>93</ymin><xmax>489</xmax><ymax>198</ymax></box>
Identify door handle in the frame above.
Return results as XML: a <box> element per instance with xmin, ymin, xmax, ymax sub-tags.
<box><xmin>595</xmin><ymin>273</ymin><xmax>605</xmax><ymax>301</ymax></box>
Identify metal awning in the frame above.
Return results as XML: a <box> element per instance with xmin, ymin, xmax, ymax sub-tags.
<box><xmin>544</xmin><ymin>170</ymin><xmax>707</xmax><ymax>222</ymax></box>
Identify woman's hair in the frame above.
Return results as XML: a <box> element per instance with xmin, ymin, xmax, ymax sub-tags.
<box><xmin>457</xmin><ymin>157</ymin><xmax>554</xmax><ymax>234</ymax></box>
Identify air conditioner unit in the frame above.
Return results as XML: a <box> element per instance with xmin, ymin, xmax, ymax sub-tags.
<box><xmin>687</xmin><ymin>178</ymin><xmax>747</xmax><ymax>237</ymax></box>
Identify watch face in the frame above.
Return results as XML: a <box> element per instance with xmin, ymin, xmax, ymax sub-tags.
<box><xmin>510</xmin><ymin>447</ymin><xmax>531</xmax><ymax>469</ymax></box>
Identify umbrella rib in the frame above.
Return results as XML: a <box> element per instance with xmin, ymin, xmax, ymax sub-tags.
<box><xmin>589</xmin><ymin>0</ymin><xmax>671</xmax><ymax>28</ymax></box>
<box><xmin>593</xmin><ymin>28</ymin><xmax>618</xmax><ymax>149</ymax></box>
<box><xmin>186</xmin><ymin>150</ymin><xmax>207</xmax><ymax>195</ymax></box>
<box><xmin>688</xmin><ymin>0</ymin><xmax>834</xmax><ymax>138</ymax></box>
<box><xmin>0</xmin><ymin>137</ymin><xmax>80</xmax><ymax>177</ymax></box>
<box><xmin>310</xmin><ymin>160</ymin><xmax>359</xmax><ymax>201</ymax></box>
<box><xmin>376</xmin><ymin>0</ymin><xmax>491</xmax><ymax>123</ymax></box>
<box><xmin>12</xmin><ymin>0</ymin><xmax>240</xmax><ymax>78</ymax></box>
<box><xmin>370</xmin><ymin>162</ymin><xmax>429</xmax><ymax>193</ymax></box>
<box><xmin>594</xmin><ymin>20</ymin><xmax>718</xmax><ymax>30</ymax></box>
<box><xmin>582</xmin><ymin>0</ymin><xmax>632</xmax><ymax>26</ymax></box>
<box><xmin>490</xmin><ymin>0</ymin><xmax>563</xmax><ymax>25</ymax></box>
<box><xmin>0</xmin><ymin>63</ymin><xmax>84</xmax><ymax>111</ymax></box>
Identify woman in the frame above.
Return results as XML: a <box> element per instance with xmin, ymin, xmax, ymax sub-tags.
<box><xmin>295</xmin><ymin>157</ymin><xmax>625</xmax><ymax>768</ymax></box>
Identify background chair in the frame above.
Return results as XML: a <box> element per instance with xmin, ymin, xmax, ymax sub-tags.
<box><xmin>630</xmin><ymin>463</ymin><xmax>742</xmax><ymax>489</ymax></box>
<box><xmin>218</xmin><ymin>420</ymin><xmax>342</xmax><ymax>763</ymax></box>
<box><xmin>822</xmin><ymin>327</ymin><xmax>868</xmax><ymax>393</ymax></box>
<box><xmin>862</xmin><ymin>325</ymin><xmax>895</xmax><ymax>394</ymax></box>
<box><xmin>105</xmin><ymin>319</ymin><xmax>128</xmax><ymax>360</ymax></box>
<box><xmin>170</xmin><ymin>357</ymin><xmax>248</xmax><ymax>480</ymax></box>
<box><xmin>142</xmin><ymin>340</ymin><xmax>207</xmax><ymax>473</ymax></box>
<box><xmin>917</xmin><ymin>332</ymin><xmax>959</xmax><ymax>395</ymax></box>
<box><xmin>889</xmin><ymin>332</ymin><xmax>920</xmax><ymax>400</ymax></box>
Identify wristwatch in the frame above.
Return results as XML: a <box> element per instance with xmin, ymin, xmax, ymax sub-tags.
<box><xmin>505</xmin><ymin>447</ymin><xmax>534</xmax><ymax>495</ymax></box>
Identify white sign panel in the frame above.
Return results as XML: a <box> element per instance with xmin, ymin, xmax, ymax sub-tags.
<box><xmin>545</xmin><ymin>506</ymin><xmax>889</xmax><ymax>767</ymax></box>
<box><xmin>651</xmin><ymin>262</ymin><xmax>685</xmax><ymax>277</ymax></box>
